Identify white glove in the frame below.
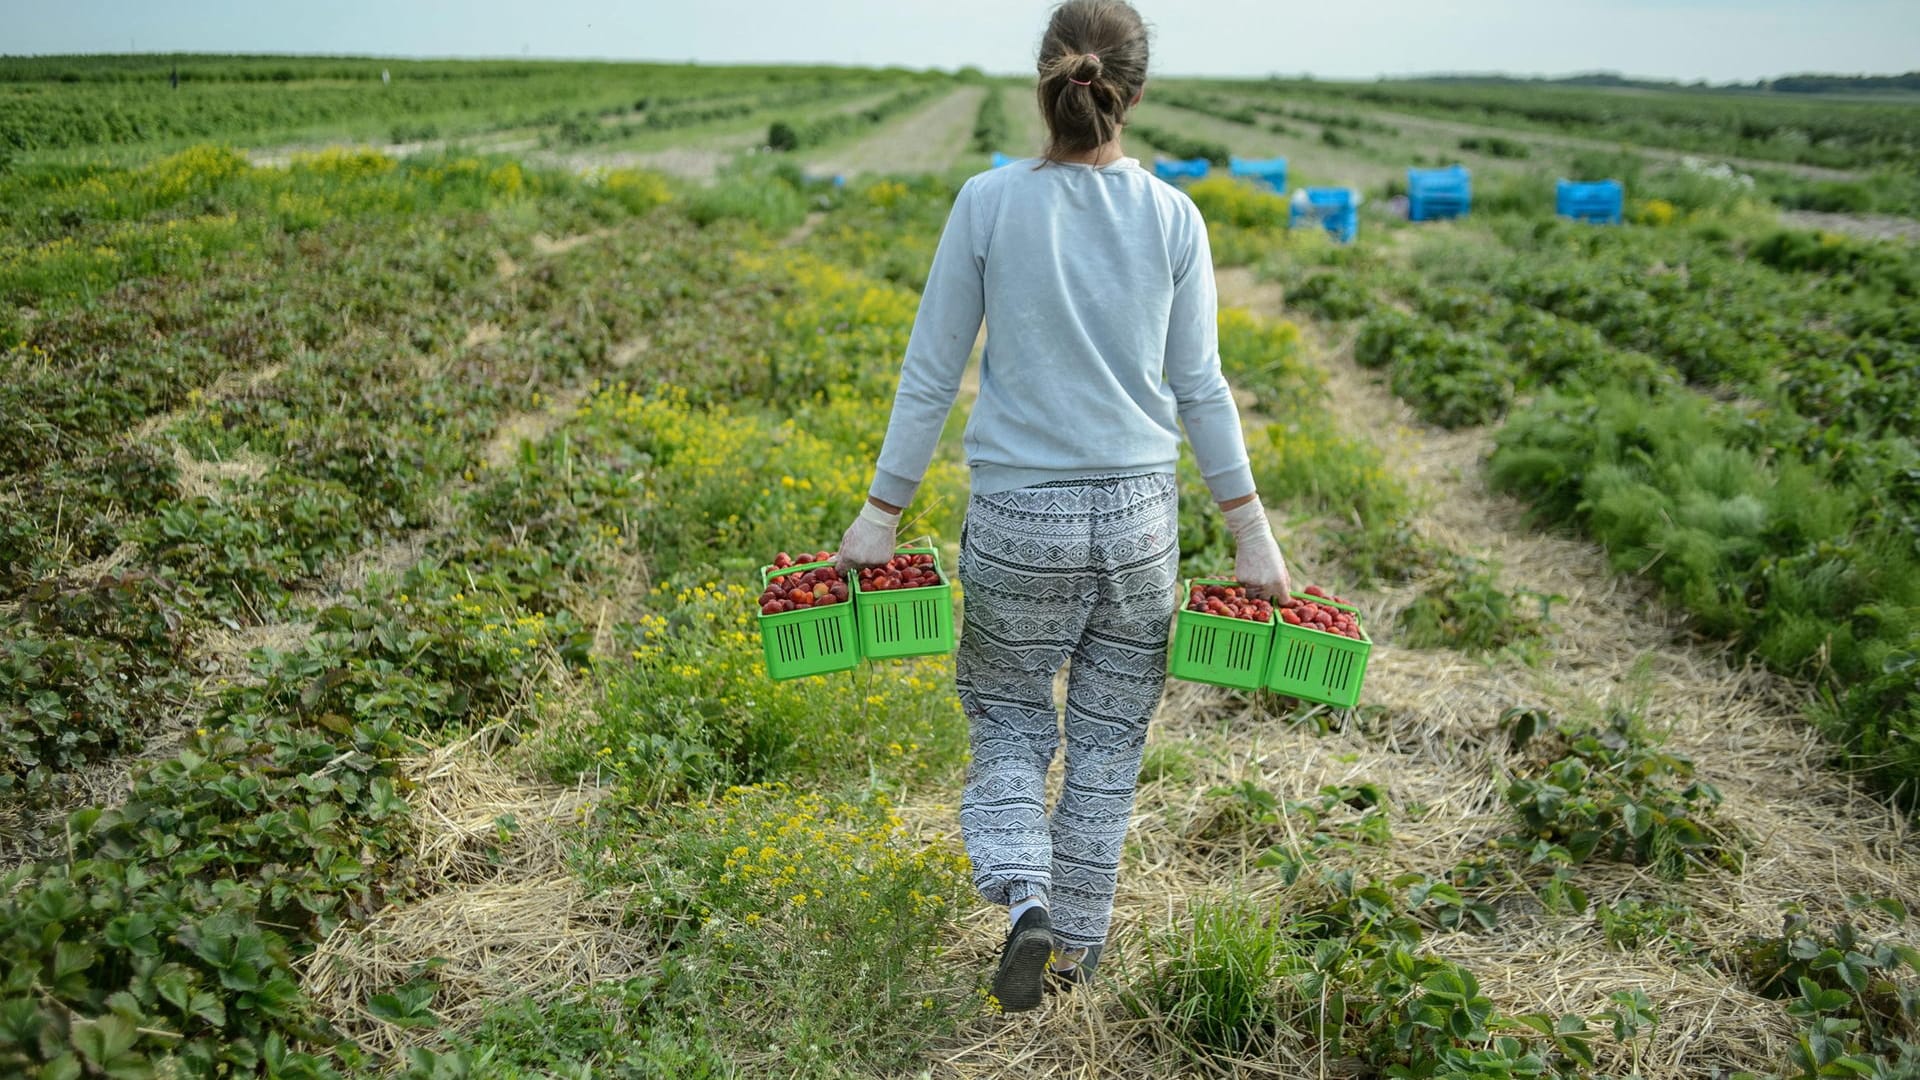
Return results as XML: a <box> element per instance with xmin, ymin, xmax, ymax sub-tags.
<box><xmin>1223</xmin><ymin>498</ymin><xmax>1293</xmax><ymax>601</ymax></box>
<box><xmin>836</xmin><ymin>501</ymin><xmax>900</xmax><ymax>570</ymax></box>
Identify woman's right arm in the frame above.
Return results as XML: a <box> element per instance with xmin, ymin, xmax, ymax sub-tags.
<box><xmin>867</xmin><ymin>181</ymin><xmax>986</xmax><ymax>511</ymax></box>
<box><xmin>839</xmin><ymin>179</ymin><xmax>986</xmax><ymax>568</ymax></box>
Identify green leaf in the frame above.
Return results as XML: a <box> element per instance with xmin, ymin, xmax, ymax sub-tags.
<box><xmin>49</xmin><ymin>942</ymin><xmax>96</xmax><ymax>997</ymax></box>
<box><xmin>1505</xmin><ymin>1013</ymin><xmax>1555</xmax><ymax>1036</ymax></box>
<box><xmin>188</xmin><ymin>989</ymin><xmax>226</xmax><ymax>1028</ymax></box>
<box><xmin>367</xmin><ymin>991</ymin><xmax>438</xmax><ymax>1028</ymax></box>
<box><xmin>1621</xmin><ymin>801</ymin><xmax>1653</xmax><ymax>839</ymax></box>
<box><xmin>152</xmin><ymin>967</ymin><xmax>192</xmax><ymax>1014</ymax></box>
<box><xmin>39</xmin><ymin>1054</ymin><xmax>83</xmax><ymax>1080</ymax></box>
<box><xmin>70</xmin><ymin>1015</ymin><xmax>137</xmax><ymax>1066</ymax></box>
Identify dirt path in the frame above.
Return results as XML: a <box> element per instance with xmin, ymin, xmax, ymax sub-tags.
<box><xmin>1780</xmin><ymin>209</ymin><xmax>1920</xmax><ymax>243</ymax></box>
<box><xmin>910</xmin><ymin>267</ymin><xmax>1920</xmax><ymax>1078</ymax></box>
<box><xmin>804</xmin><ymin>85</ymin><xmax>986</xmax><ymax>178</ymax></box>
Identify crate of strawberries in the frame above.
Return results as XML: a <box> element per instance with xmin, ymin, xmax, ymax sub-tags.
<box><xmin>1167</xmin><ymin>580</ymin><xmax>1374</xmax><ymax>706</ymax></box>
<box><xmin>757</xmin><ymin>550</ymin><xmax>858</xmax><ymax>680</ymax></box>
<box><xmin>853</xmin><ymin>547</ymin><xmax>954</xmax><ymax>660</ymax></box>
<box><xmin>1265</xmin><ymin>586</ymin><xmax>1372</xmax><ymax>708</ymax></box>
<box><xmin>1168</xmin><ymin>579</ymin><xmax>1276</xmax><ymax>691</ymax></box>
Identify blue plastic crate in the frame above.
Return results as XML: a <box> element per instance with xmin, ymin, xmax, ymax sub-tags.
<box><xmin>1228</xmin><ymin>156</ymin><xmax>1288</xmax><ymax>193</ymax></box>
<box><xmin>1289</xmin><ymin>187</ymin><xmax>1360</xmax><ymax>244</ymax></box>
<box><xmin>990</xmin><ymin>151</ymin><xmax>1017</xmax><ymax>169</ymax></box>
<box><xmin>1557</xmin><ymin>179</ymin><xmax>1624</xmax><ymax>224</ymax></box>
<box><xmin>1154</xmin><ymin>157</ymin><xmax>1211</xmax><ymax>184</ymax></box>
<box><xmin>1408</xmin><ymin>165</ymin><xmax>1471</xmax><ymax>222</ymax></box>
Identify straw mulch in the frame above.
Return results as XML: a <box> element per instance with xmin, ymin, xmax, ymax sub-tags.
<box><xmin>299</xmin><ymin>723</ymin><xmax>643</xmax><ymax>1061</ymax></box>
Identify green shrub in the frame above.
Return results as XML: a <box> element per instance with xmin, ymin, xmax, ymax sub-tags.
<box><xmin>1596</xmin><ymin>897</ymin><xmax>1700</xmax><ymax>955</ymax></box>
<box><xmin>969</xmin><ymin>85</ymin><xmax>1008</xmax><ymax>153</ymax></box>
<box><xmin>1288</xmin><ymin>271</ymin><xmax>1372</xmax><ymax>321</ymax></box>
<box><xmin>1459</xmin><ymin>135</ymin><xmax>1531</xmax><ymax>159</ymax></box>
<box><xmin>0</xmin><ymin>574</ymin><xmax>190</xmax><ymax>803</ymax></box>
<box><xmin>1139</xmin><ymin>864</ymin><xmax>1657</xmax><ymax>1074</ymax></box>
<box><xmin>1732</xmin><ymin>899</ymin><xmax>1920</xmax><ymax>1076</ymax></box>
<box><xmin>570</xmin><ymin>580</ymin><xmax>962</xmax><ymax>802</ymax></box>
<box><xmin>1188</xmin><ymin>176</ymin><xmax>1291</xmax><ymax>231</ymax></box>
<box><xmin>577</xmin><ymin>784</ymin><xmax>977</xmax><ymax>1073</ymax></box>
<box><xmin>686</xmin><ymin>174</ymin><xmax>808</xmax><ymax>232</ymax></box>
<box><xmin>1489</xmin><ymin>384</ymin><xmax>1920</xmax><ymax>801</ymax></box>
<box><xmin>1386</xmin><ymin>331</ymin><xmax>1515</xmax><ymax>429</ymax></box>
<box><xmin>1496</xmin><ymin>305</ymin><xmax>1623</xmax><ymax>388</ymax></box>
<box><xmin>1132</xmin><ymin>125</ymin><xmax>1230</xmax><ymax>166</ymax></box>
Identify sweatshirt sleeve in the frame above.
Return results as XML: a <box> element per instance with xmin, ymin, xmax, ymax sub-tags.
<box><xmin>868</xmin><ymin>179</ymin><xmax>986</xmax><ymax>508</ymax></box>
<box><xmin>1164</xmin><ymin>206</ymin><xmax>1257</xmax><ymax>502</ymax></box>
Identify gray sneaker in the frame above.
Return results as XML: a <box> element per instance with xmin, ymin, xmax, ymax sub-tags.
<box><xmin>991</xmin><ymin>906</ymin><xmax>1055</xmax><ymax>1013</ymax></box>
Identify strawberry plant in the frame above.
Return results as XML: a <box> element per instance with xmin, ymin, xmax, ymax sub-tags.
<box><xmin>1131</xmin><ymin>125</ymin><xmax>1230</xmax><ymax>166</ymax></box>
<box><xmin>0</xmin><ymin>573</ymin><xmax>189</xmax><ymax>802</ymax></box>
<box><xmin>968</xmin><ymin>85</ymin><xmax>1007</xmax><ymax>154</ymax></box>
<box><xmin>1499</xmin><ymin>706</ymin><xmax>1739</xmax><ymax>879</ymax></box>
<box><xmin>1397</xmin><ymin>557</ymin><xmax>1549</xmax><ymax>655</ymax></box>
<box><xmin>1731</xmin><ymin>898</ymin><xmax>1920</xmax><ymax>1075</ymax></box>
<box><xmin>1136</xmin><ymin>865</ymin><xmax>1657</xmax><ymax>1074</ymax></box>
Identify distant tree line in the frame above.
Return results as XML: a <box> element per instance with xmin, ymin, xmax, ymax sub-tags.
<box><xmin>1397</xmin><ymin>71</ymin><xmax>1920</xmax><ymax>96</ymax></box>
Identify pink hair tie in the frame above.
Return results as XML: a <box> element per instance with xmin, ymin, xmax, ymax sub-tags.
<box><xmin>1069</xmin><ymin>53</ymin><xmax>1098</xmax><ymax>86</ymax></box>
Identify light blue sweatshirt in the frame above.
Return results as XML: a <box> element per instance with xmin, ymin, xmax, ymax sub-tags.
<box><xmin>867</xmin><ymin>155</ymin><xmax>1256</xmax><ymax>508</ymax></box>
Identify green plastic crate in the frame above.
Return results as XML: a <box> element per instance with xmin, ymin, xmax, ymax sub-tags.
<box><xmin>853</xmin><ymin>547</ymin><xmax>955</xmax><ymax>660</ymax></box>
<box><xmin>1265</xmin><ymin>593</ymin><xmax>1372</xmax><ymax>708</ymax></box>
<box><xmin>1167</xmin><ymin>578</ymin><xmax>1276</xmax><ymax>691</ymax></box>
<box><xmin>757</xmin><ymin>562</ymin><xmax>859</xmax><ymax>680</ymax></box>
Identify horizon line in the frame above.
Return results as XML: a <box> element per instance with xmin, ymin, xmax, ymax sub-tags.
<box><xmin>2</xmin><ymin>50</ymin><xmax>1915</xmax><ymax>87</ymax></box>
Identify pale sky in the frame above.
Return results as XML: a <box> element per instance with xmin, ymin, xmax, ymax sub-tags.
<box><xmin>4</xmin><ymin>1</ymin><xmax>1917</xmax><ymax>83</ymax></box>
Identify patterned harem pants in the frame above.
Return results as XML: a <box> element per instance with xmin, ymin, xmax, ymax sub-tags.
<box><xmin>956</xmin><ymin>471</ymin><xmax>1180</xmax><ymax>950</ymax></box>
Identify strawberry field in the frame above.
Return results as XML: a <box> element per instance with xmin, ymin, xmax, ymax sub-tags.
<box><xmin>3</xmin><ymin>56</ymin><xmax>1920</xmax><ymax>1079</ymax></box>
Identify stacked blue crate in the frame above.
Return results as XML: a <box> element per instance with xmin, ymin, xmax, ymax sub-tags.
<box><xmin>1154</xmin><ymin>158</ymin><xmax>1211</xmax><ymax>184</ymax></box>
<box><xmin>1289</xmin><ymin>187</ymin><xmax>1361</xmax><ymax>244</ymax></box>
<box><xmin>1557</xmin><ymin>179</ymin><xmax>1625</xmax><ymax>224</ymax></box>
<box><xmin>1408</xmin><ymin>165</ymin><xmax>1471</xmax><ymax>221</ymax></box>
<box><xmin>1228</xmin><ymin>156</ymin><xmax>1288</xmax><ymax>193</ymax></box>
<box><xmin>990</xmin><ymin>152</ymin><xmax>1016</xmax><ymax>169</ymax></box>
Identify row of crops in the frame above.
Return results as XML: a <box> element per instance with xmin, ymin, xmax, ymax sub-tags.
<box><xmin>1121</xmin><ymin>92</ymin><xmax>1919</xmax><ymax>795</ymax></box>
<box><xmin>0</xmin><ymin>56</ymin><xmax>942</xmax><ymax>156</ymax></box>
<box><xmin>1134</xmin><ymin>83</ymin><xmax>1920</xmax><ymax>219</ymax></box>
<box><xmin>1228</xmin><ymin>174</ymin><xmax>1920</xmax><ymax>794</ymax></box>
<box><xmin>1233</xmin><ymin>77</ymin><xmax>1920</xmax><ymax>174</ymax></box>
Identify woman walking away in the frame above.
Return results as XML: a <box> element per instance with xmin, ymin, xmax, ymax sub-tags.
<box><xmin>836</xmin><ymin>0</ymin><xmax>1291</xmax><ymax>1013</ymax></box>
